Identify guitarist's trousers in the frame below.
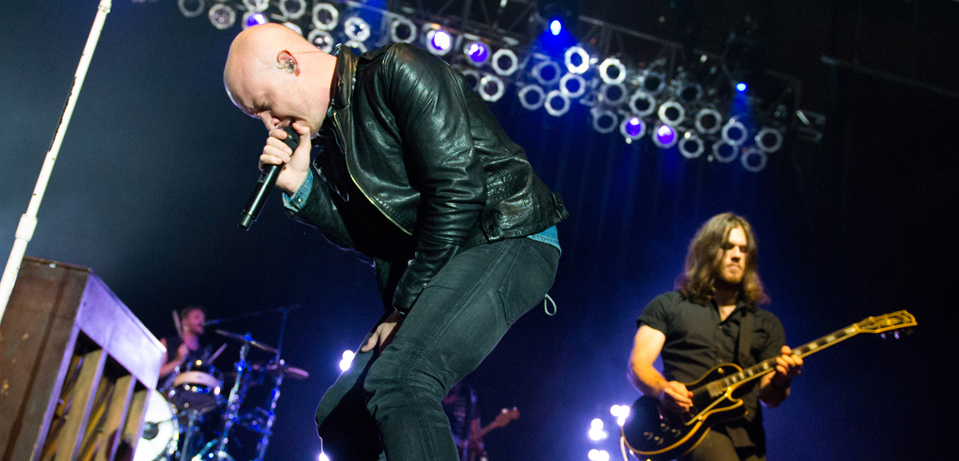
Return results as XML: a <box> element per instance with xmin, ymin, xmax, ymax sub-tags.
<box><xmin>312</xmin><ymin>237</ymin><xmax>560</xmax><ymax>461</ymax></box>
<box><xmin>678</xmin><ymin>430</ymin><xmax>766</xmax><ymax>461</ymax></box>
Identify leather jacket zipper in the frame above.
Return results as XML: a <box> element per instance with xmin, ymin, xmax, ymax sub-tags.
<box><xmin>330</xmin><ymin>113</ymin><xmax>413</xmax><ymax>236</ymax></box>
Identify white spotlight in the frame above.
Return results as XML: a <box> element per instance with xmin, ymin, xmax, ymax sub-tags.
<box><xmin>712</xmin><ymin>140</ymin><xmax>739</xmax><ymax>163</ymax></box>
<box><xmin>559</xmin><ymin>73</ymin><xmax>586</xmax><ymax>98</ymax></box>
<box><xmin>390</xmin><ymin>17</ymin><xmax>417</xmax><ymax>43</ymax></box>
<box><xmin>312</xmin><ymin>3</ymin><xmax>339</xmax><ymax>31</ymax></box>
<box><xmin>658</xmin><ymin>100</ymin><xmax>685</xmax><ymax>126</ymax></box>
<box><xmin>279</xmin><ymin>0</ymin><xmax>308</xmax><ymax>20</ymax></box>
<box><xmin>208</xmin><ymin>3</ymin><xmax>236</xmax><ymax>30</ymax></box>
<box><xmin>755</xmin><ymin>127</ymin><xmax>784</xmax><ymax>153</ymax></box>
<box><xmin>564</xmin><ymin>46</ymin><xmax>590</xmax><ymax>74</ymax></box>
<box><xmin>338</xmin><ymin>350</ymin><xmax>355</xmax><ymax>371</ymax></box>
<box><xmin>344</xmin><ymin>16</ymin><xmax>371</xmax><ymax>42</ymax></box>
<box><xmin>588</xmin><ymin>418</ymin><xmax>608</xmax><ymax>441</ymax></box>
<box><xmin>722</xmin><ymin>119</ymin><xmax>749</xmax><ymax>145</ymax></box>
<box><xmin>544</xmin><ymin>90</ymin><xmax>570</xmax><ymax>117</ymax></box>
<box><xmin>518</xmin><ymin>85</ymin><xmax>546</xmax><ymax>110</ymax></box>
<box><xmin>460</xmin><ymin>69</ymin><xmax>481</xmax><ymax>90</ymax></box>
<box><xmin>599</xmin><ymin>83</ymin><xmax>627</xmax><ymax>106</ymax></box>
<box><xmin>479</xmin><ymin>74</ymin><xmax>506</xmax><ymax>102</ymax></box>
<box><xmin>308</xmin><ymin>29</ymin><xmax>335</xmax><ymax>53</ymax></box>
<box><xmin>590</xmin><ymin>109</ymin><xmax>618</xmax><ymax>134</ymax></box>
<box><xmin>318</xmin><ymin>452</ymin><xmax>331</xmax><ymax>461</ymax></box>
<box><xmin>678</xmin><ymin>131</ymin><xmax>705</xmax><ymax>159</ymax></box>
<box><xmin>588</xmin><ymin>449</ymin><xmax>610</xmax><ymax>461</ymax></box>
<box><xmin>178</xmin><ymin>0</ymin><xmax>205</xmax><ymax>19</ymax></box>
<box><xmin>599</xmin><ymin>57</ymin><xmax>626</xmax><ymax>84</ymax></box>
<box><xmin>639</xmin><ymin>70</ymin><xmax>666</xmax><ymax>94</ymax></box>
<box><xmin>532</xmin><ymin>60</ymin><xmax>562</xmax><ymax>86</ymax></box>
<box><xmin>243</xmin><ymin>0</ymin><xmax>269</xmax><ymax>13</ymax></box>
<box><xmin>629</xmin><ymin>91</ymin><xmax>657</xmax><ymax>117</ymax></box>
<box><xmin>491</xmin><ymin>49</ymin><xmax>519</xmax><ymax>76</ymax></box>
<box><xmin>678</xmin><ymin>83</ymin><xmax>703</xmax><ymax>103</ymax></box>
<box><xmin>695</xmin><ymin>108</ymin><xmax>723</xmax><ymax>134</ymax></box>
<box><xmin>741</xmin><ymin>146</ymin><xmax>768</xmax><ymax>172</ymax></box>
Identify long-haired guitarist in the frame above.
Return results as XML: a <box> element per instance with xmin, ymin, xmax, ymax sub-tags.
<box><xmin>628</xmin><ymin>213</ymin><xmax>803</xmax><ymax>461</ymax></box>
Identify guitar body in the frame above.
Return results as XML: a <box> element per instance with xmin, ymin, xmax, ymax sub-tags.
<box><xmin>622</xmin><ymin>363</ymin><xmax>748</xmax><ymax>461</ymax></box>
<box><xmin>620</xmin><ymin>310</ymin><xmax>917</xmax><ymax>461</ymax></box>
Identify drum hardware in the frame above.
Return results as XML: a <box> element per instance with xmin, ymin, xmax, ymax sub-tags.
<box><xmin>214</xmin><ymin>329</ymin><xmax>278</xmax><ymax>353</ymax></box>
<box><xmin>208</xmin><ymin>332</ymin><xmax>259</xmax><ymax>461</ymax></box>
<box><xmin>177</xmin><ymin>409</ymin><xmax>205</xmax><ymax>461</ymax></box>
<box><xmin>164</xmin><ymin>305</ymin><xmax>306</xmax><ymax>461</ymax></box>
<box><xmin>133</xmin><ymin>390</ymin><xmax>178</xmax><ymax>461</ymax></box>
<box><xmin>166</xmin><ymin>361</ymin><xmax>224</xmax><ymax>415</ymax></box>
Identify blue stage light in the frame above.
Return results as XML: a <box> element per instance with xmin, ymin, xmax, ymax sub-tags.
<box><xmin>550</xmin><ymin>19</ymin><xmax>562</xmax><ymax>36</ymax></box>
<box><xmin>620</xmin><ymin>116</ymin><xmax>645</xmax><ymax>143</ymax></box>
<box><xmin>464</xmin><ymin>42</ymin><xmax>490</xmax><ymax>65</ymax></box>
<box><xmin>426</xmin><ymin>29</ymin><xmax>453</xmax><ymax>56</ymax></box>
<box><xmin>243</xmin><ymin>12</ymin><xmax>267</xmax><ymax>29</ymax></box>
<box><xmin>653</xmin><ymin>123</ymin><xmax>678</xmax><ymax>148</ymax></box>
<box><xmin>736</xmin><ymin>82</ymin><xmax>748</xmax><ymax>92</ymax></box>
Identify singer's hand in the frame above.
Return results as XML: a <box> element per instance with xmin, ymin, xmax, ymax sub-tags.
<box><xmin>361</xmin><ymin>310</ymin><xmax>404</xmax><ymax>354</ymax></box>
<box><xmin>259</xmin><ymin>121</ymin><xmax>312</xmax><ymax>195</ymax></box>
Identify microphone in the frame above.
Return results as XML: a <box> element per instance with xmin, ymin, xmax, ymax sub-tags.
<box><xmin>239</xmin><ymin>126</ymin><xmax>300</xmax><ymax>230</ymax></box>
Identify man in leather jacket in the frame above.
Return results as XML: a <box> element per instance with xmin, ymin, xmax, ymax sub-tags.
<box><xmin>224</xmin><ymin>24</ymin><xmax>567</xmax><ymax>461</ymax></box>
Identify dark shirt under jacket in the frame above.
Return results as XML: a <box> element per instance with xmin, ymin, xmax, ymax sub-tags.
<box><xmin>162</xmin><ymin>336</ymin><xmax>208</xmax><ymax>368</ymax></box>
<box><xmin>637</xmin><ymin>291</ymin><xmax>786</xmax><ymax>450</ymax></box>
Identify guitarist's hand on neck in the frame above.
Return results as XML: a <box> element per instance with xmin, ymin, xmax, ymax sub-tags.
<box><xmin>758</xmin><ymin>345</ymin><xmax>803</xmax><ymax>407</ymax></box>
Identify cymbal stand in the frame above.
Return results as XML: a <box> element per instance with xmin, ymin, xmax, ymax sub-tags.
<box><xmin>202</xmin><ymin>339</ymin><xmax>252</xmax><ymax>460</ymax></box>
<box><xmin>251</xmin><ymin>306</ymin><xmax>292</xmax><ymax>461</ymax></box>
<box><xmin>178</xmin><ymin>409</ymin><xmax>202</xmax><ymax>461</ymax></box>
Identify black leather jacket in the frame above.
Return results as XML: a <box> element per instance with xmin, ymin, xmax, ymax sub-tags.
<box><xmin>289</xmin><ymin>44</ymin><xmax>568</xmax><ymax>313</ymax></box>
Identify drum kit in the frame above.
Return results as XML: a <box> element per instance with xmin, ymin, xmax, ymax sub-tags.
<box><xmin>135</xmin><ymin>307</ymin><xmax>308</xmax><ymax>461</ymax></box>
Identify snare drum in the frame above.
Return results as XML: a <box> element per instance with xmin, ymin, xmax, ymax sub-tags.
<box><xmin>133</xmin><ymin>389</ymin><xmax>178</xmax><ymax>461</ymax></box>
<box><xmin>166</xmin><ymin>361</ymin><xmax>224</xmax><ymax>413</ymax></box>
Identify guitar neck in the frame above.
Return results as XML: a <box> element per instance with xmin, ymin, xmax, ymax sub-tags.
<box><xmin>720</xmin><ymin>322</ymin><xmax>865</xmax><ymax>390</ymax></box>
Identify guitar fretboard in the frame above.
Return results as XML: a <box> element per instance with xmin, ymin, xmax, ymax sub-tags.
<box><xmin>719</xmin><ymin>321</ymin><xmax>877</xmax><ymax>389</ymax></box>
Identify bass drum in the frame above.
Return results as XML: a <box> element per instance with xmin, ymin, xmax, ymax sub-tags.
<box><xmin>133</xmin><ymin>389</ymin><xmax>179</xmax><ymax>461</ymax></box>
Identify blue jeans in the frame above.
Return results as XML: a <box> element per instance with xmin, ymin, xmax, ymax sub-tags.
<box><xmin>314</xmin><ymin>237</ymin><xmax>560</xmax><ymax>461</ymax></box>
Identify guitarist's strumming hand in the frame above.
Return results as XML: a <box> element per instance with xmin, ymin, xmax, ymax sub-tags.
<box><xmin>660</xmin><ymin>381</ymin><xmax>695</xmax><ymax>414</ymax></box>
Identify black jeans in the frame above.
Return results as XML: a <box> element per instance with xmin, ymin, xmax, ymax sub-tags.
<box><xmin>314</xmin><ymin>237</ymin><xmax>560</xmax><ymax>461</ymax></box>
<box><xmin>680</xmin><ymin>430</ymin><xmax>767</xmax><ymax>461</ymax></box>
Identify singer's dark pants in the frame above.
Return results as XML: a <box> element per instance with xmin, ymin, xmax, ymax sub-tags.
<box><xmin>314</xmin><ymin>237</ymin><xmax>559</xmax><ymax>461</ymax></box>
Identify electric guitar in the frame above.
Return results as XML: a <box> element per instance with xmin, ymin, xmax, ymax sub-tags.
<box><xmin>621</xmin><ymin>310</ymin><xmax>916</xmax><ymax>461</ymax></box>
<box><xmin>460</xmin><ymin>407</ymin><xmax>520</xmax><ymax>461</ymax></box>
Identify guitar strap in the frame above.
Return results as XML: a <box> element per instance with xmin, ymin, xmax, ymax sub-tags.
<box><xmin>737</xmin><ymin>308</ymin><xmax>755</xmax><ymax>368</ymax></box>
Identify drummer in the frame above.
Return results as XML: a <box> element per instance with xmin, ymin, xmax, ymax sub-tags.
<box><xmin>158</xmin><ymin>305</ymin><xmax>211</xmax><ymax>382</ymax></box>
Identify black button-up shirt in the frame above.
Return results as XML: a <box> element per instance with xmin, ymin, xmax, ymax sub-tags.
<box><xmin>637</xmin><ymin>291</ymin><xmax>786</xmax><ymax>449</ymax></box>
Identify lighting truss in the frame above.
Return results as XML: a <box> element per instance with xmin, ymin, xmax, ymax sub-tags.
<box><xmin>167</xmin><ymin>0</ymin><xmax>816</xmax><ymax>173</ymax></box>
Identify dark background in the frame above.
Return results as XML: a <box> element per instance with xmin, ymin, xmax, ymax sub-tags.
<box><xmin>2</xmin><ymin>1</ymin><xmax>956</xmax><ymax>460</ymax></box>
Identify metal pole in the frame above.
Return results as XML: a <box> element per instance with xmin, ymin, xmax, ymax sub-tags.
<box><xmin>0</xmin><ymin>0</ymin><xmax>113</xmax><ymax>323</ymax></box>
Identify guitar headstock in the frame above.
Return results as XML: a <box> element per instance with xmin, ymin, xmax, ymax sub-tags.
<box><xmin>856</xmin><ymin>310</ymin><xmax>917</xmax><ymax>336</ymax></box>
<box><xmin>491</xmin><ymin>407</ymin><xmax>520</xmax><ymax>429</ymax></box>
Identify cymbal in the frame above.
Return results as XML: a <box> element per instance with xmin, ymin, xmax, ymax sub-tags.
<box><xmin>214</xmin><ymin>329</ymin><xmax>277</xmax><ymax>353</ymax></box>
<box><xmin>250</xmin><ymin>361</ymin><xmax>310</xmax><ymax>380</ymax></box>
<box><xmin>266</xmin><ymin>362</ymin><xmax>309</xmax><ymax>380</ymax></box>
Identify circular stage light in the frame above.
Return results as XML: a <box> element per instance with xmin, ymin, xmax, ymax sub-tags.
<box><xmin>312</xmin><ymin>3</ymin><xmax>339</xmax><ymax>31</ymax></box>
<box><xmin>518</xmin><ymin>85</ymin><xmax>546</xmax><ymax>110</ymax></box>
